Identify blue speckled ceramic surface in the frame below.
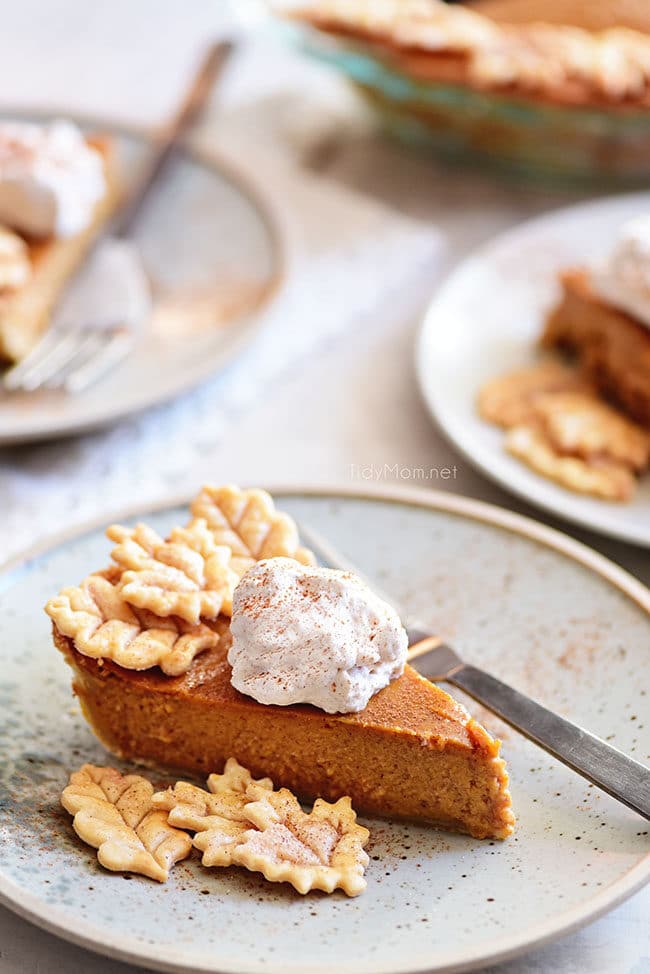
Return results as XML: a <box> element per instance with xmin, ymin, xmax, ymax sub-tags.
<box><xmin>0</xmin><ymin>489</ymin><xmax>648</xmax><ymax>974</ymax></box>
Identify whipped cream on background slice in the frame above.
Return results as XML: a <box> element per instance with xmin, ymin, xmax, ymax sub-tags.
<box><xmin>229</xmin><ymin>558</ymin><xmax>408</xmax><ymax>714</ymax></box>
<box><xmin>0</xmin><ymin>120</ymin><xmax>106</xmax><ymax>238</ymax></box>
<box><xmin>591</xmin><ymin>215</ymin><xmax>650</xmax><ymax>330</ymax></box>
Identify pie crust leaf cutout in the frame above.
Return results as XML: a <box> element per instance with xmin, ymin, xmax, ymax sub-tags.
<box><xmin>152</xmin><ymin>781</ymin><xmax>252</xmax><ymax>866</ymax></box>
<box><xmin>206</xmin><ymin>758</ymin><xmax>274</xmax><ymax>796</ymax></box>
<box><xmin>238</xmin><ymin>786</ymin><xmax>370</xmax><ymax>897</ymax></box>
<box><xmin>151</xmin><ymin>759</ymin><xmax>275</xmax><ymax>867</ymax></box>
<box><xmin>477</xmin><ymin>361</ymin><xmax>594</xmax><ymax>428</ymax></box>
<box><xmin>45</xmin><ymin>573</ymin><xmax>220</xmax><ymax>675</ymax></box>
<box><xmin>532</xmin><ymin>392</ymin><xmax>650</xmax><ymax>472</ymax></box>
<box><xmin>152</xmin><ymin>759</ymin><xmax>370</xmax><ymax>896</ymax></box>
<box><xmin>190</xmin><ymin>485</ymin><xmax>315</xmax><ymax>581</ymax></box>
<box><xmin>505</xmin><ymin>424</ymin><xmax>636</xmax><ymax>501</ymax></box>
<box><xmin>107</xmin><ymin>519</ymin><xmax>239</xmax><ymax>621</ymax></box>
<box><xmin>478</xmin><ymin>361</ymin><xmax>647</xmax><ymax>500</ymax></box>
<box><xmin>61</xmin><ymin>765</ymin><xmax>192</xmax><ymax>882</ymax></box>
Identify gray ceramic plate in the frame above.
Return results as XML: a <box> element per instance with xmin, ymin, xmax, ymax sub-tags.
<box><xmin>0</xmin><ymin>486</ymin><xmax>649</xmax><ymax>974</ymax></box>
<box><xmin>0</xmin><ymin>110</ymin><xmax>284</xmax><ymax>445</ymax></box>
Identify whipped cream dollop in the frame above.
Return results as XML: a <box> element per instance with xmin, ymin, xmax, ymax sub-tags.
<box><xmin>591</xmin><ymin>215</ymin><xmax>650</xmax><ymax>330</ymax></box>
<box><xmin>0</xmin><ymin>120</ymin><xmax>106</xmax><ymax>238</ymax></box>
<box><xmin>229</xmin><ymin>558</ymin><xmax>408</xmax><ymax>714</ymax></box>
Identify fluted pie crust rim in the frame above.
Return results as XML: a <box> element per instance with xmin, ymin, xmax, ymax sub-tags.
<box><xmin>292</xmin><ymin>0</ymin><xmax>650</xmax><ymax>110</ymax></box>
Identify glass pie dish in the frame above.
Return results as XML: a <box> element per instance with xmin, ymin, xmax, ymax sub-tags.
<box><xmin>284</xmin><ymin>23</ymin><xmax>650</xmax><ymax>188</ymax></box>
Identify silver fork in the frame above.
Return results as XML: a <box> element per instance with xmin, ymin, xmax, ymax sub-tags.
<box><xmin>2</xmin><ymin>40</ymin><xmax>233</xmax><ymax>396</ymax></box>
<box><xmin>3</xmin><ymin>322</ymin><xmax>134</xmax><ymax>394</ymax></box>
<box><xmin>298</xmin><ymin>522</ymin><xmax>650</xmax><ymax>821</ymax></box>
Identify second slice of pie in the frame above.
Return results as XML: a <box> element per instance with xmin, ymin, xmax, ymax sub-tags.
<box><xmin>0</xmin><ymin>121</ymin><xmax>121</xmax><ymax>363</ymax></box>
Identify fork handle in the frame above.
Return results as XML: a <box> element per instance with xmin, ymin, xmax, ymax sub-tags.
<box><xmin>115</xmin><ymin>40</ymin><xmax>234</xmax><ymax>238</ymax></box>
<box><xmin>449</xmin><ymin>664</ymin><xmax>650</xmax><ymax>821</ymax></box>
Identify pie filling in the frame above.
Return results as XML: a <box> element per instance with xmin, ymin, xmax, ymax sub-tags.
<box><xmin>54</xmin><ymin>627</ymin><xmax>514</xmax><ymax>841</ymax></box>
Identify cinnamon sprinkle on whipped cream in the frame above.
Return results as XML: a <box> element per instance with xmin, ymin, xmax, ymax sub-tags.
<box><xmin>0</xmin><ymin>120</ymin><xmax>106</xmax><ymax>238</ymax></box>
<box><xmin>591</xmin><ymin>214</ymin><xmax>650</xmax><ymax>330</ymax></box>
<box><xmin>228</xmin><ymin>558</ymin><xmax>408</xmax><ymax>714</ymax></box>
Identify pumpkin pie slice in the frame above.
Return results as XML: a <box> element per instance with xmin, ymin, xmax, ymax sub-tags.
<box><xmin>51</xmin><ymin>617</ymin><xmax>514</xmax><ymax>841</ymax></box>
<box><xmin>542</xmin><ymin>269</ymin><xmax>650</xmax><ymax>428</ymax></box>
<box><xmin>0</xmin><ymin>135</ymin><xmax>121</xmax><ymax>364</ymax></box>
<box><xmin>46</xmin><ymin>485</ymin><xmax>514</xmax><ymax>842</ymax></box>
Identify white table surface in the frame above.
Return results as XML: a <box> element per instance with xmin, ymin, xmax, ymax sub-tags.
<box><xmin>0</xmin><ymin>2</ymin><xmax>648</xmax><ymax>972</ymax></box>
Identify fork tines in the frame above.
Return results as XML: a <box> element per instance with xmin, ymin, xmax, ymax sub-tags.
<box><xmin>3</xmin><ymin>324</ymin><xmax>133</xmax><ymax>394</ymax></box>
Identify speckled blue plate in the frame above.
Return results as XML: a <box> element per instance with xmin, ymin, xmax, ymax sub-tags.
<box><xmin>0</xmin><ymin>486</ymin><xmax>649</xmax><ymax>974</ymax></box>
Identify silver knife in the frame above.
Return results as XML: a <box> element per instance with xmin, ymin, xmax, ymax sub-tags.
<box><xmin>298</xmin><ymin>522</ymin><xmax>650</xmax><ymax>821</ymax></box>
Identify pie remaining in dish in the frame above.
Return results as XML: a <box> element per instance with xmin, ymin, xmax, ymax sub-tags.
<box><xmin>0</xmin><ymin>135</ymin><xmax>120</xmax><ymax>364</ymax></box>
<box><xmin>46</xmin><ymin>484</ymin><xmax>514</xmax><ymax>890</ymax></box>
<box><xmin>289</xmin><ymin>0</ymin><xmax>650</xmax><ymax>183</ymax></box>
<box><xmin>471</xmin><ymin>0</ymin><xmax>650</xmax><ymax>34</ymax></box>
<box><xmin>292</xmin><ymin>0</ymin><xmax>650</xmax><ymax>108</ymax></box>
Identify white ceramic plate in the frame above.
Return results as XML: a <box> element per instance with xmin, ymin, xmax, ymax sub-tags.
<box><xmin>416</xmin><ymin>193</ymin><xmax>650</xmax><ymax>547</ymax></box>
<box><xmin>0</xmin><ymin>111</ymin><xmax>284</xmax><ymax>445</ymax></box>
<box><xmin>1</xmin><ymin>485</ymin><xmax>649</xmax><ymax>974</ymax></box>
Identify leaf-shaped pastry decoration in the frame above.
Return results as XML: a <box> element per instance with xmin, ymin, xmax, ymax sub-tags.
<box><xmin>151</xmin><ymin>759</ymin><xmax>273</xmax><ymax>867</ymax></box>
<box><xmin>107</xmin><ymin>519</ymin><xmax>239</xmax><ymax>621</ymax></box>
<box><xmin>239</xmin><ymin>786</ymin><xmax>370</xmax><ymax>896</ymax></box>
<box><xmin>532</xmin><ymin>392</ymin><xmax>650</xmax><ymax>471</ymax></box>
<box><xmin>206</xmin><ymin>758</ymin><xmax>274</xmax><ymax>796</ymax></box>
<box><xmin>477</xmin><ymin>361</ymin><xmax>594</xmax><ymax>429</ymax></box>
<box><xmin>190</xmin><ymin>485</ymin><xmax>315</xmax><ymax>581</ymax></box>
<box><xmin>45</xmin><ymin>573</ymin><xmax>220</xmax><ymax>674</ymax></box>
<box><xmin>152</xmin><ymin>758</ymin><xmax>370</xmax><ymax>896</ymax></box>
<box><xmin>506</xmin><ymin>424</ymin><xmax>636</xmax><ymax>501</ymax></box>
<box><xmin>61</xmin><ymin>765</ymin><xmax>192</xmax><ymax>882</ymax></box>
<box><xmin>292</xmin><ymin>0</ymin><xmax>650</xmax><ymax>103</ymax></box>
